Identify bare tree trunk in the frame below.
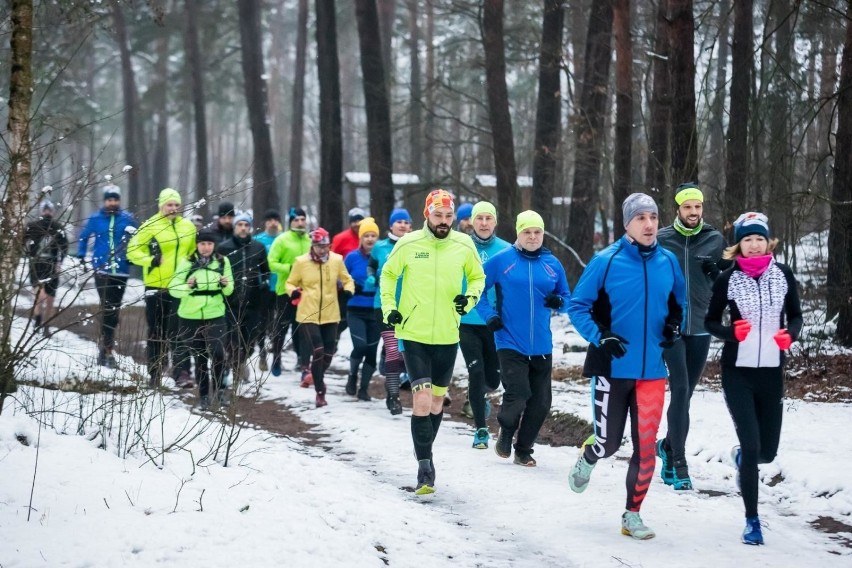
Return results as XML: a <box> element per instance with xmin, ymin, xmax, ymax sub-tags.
<box><xmin>532</xmin><ymin>0</ymin><xmax>563</xmax><ymax>230</ymax></box>
<box><xmin>706</xmin><ymin>0</ymin><xmax>730</xmax><ymax>218</ymax></box>
<box><xmin>1</xmin><ymin>0</ymin><xmax>33</xmax><ymax>408</ymax></box>
<box><xmin>481</xmin><ymin>0</ymin><xmax>520</xmax><ymax>241</ymax></box>
<box><xmin>355</xmin><ymin>0</ymin><xmax>395</xmax><ymax>226</ymax></box>
<box><xmin>645</xmin><ymin>0</ymin><xmax>670</xmax><ymax>201</ymax></box>
<box><xmin>316</xmin><ymin>0</ymin><xmax>344</xmax><ymax>233</ymax></box>
<box><xmin>568</xmin><ymin>0</ymin><xmax>613</xmax><ymax>280</ymax></box>
<box><xmin>669</xmin><ymin>0</ymin><xmax>698</xmax><ymax>206</ymax></box>
<box><xmin>613</xmin><ymin>0</ymin><xmax>632</xmax><ymax>236</ymax></box>
<box><xmin>289</xmin><ymin>0</ymin><xmax>309</xmax><ymax>208</ymax></box>
<box><xmin>724</xmin><ymin>0</ymin><xmax>753</xmax><ymax>224</ymax></box>
<box><xmin>827</xmin><ymin>1</ymin><xmax>852</xmax><ymax>346</ymax></box>
<box><xmin>238</xmin><ymin>0</ymin><xmax>279</xmax><ymax>215</ymax></box>
<box><xmin>185</xmin><ymin>0</ymin><xmax>209</xmax><ymax>215</ymax></box>
<box><xmin>151</xmin><ymin>34</ymin><xmax>171</xmax><ymax>203</ymax></box>
<box><xmin>377</xmin><ymin>0</ymin><xmax>396</xmax><ymax>81</ymax></box>
<box><xmin>407</xmin><ymin>0</ymin><xmax>423</xmax><ymax>178</ymax></box>
<box><xmin>424</xmin><ymin>0</ymin><xmax>436</xmax><ymax>184</ymax></box>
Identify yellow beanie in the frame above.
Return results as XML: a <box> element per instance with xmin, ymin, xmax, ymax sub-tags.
<box><xmin>516</xmin><ymin>210</ymin><xmax>545</xmax><ymax>233</ymax></box>
<box><xmin>358</xmin><ymin>217</ymin><xmax>380</xmax><ymax>238</ymax></box>
<box><xmin>158</xmin><ymin>188</ymin><xmax>182</xmax><ymax>207</ymax></box>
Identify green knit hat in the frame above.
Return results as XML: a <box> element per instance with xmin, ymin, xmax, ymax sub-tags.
<box><xmin>516</xmin><ymin>210</ymin><xmax>544</xmax><ymax>233</ymax></box>
<box><xmin>158</xmin><ymin>188</ymin><xmax>182</xmax><ymax>207</ymax></box>
<box><xmin>471</xmin><ymin>201</ymin><xmax>497</xmax><ymax>220</ymax></box>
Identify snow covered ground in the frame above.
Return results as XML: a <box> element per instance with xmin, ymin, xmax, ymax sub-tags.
<box><xmin>2</xmin><ymin>311</ymin><xmax>851</xmax><ymax>567</ymax></box>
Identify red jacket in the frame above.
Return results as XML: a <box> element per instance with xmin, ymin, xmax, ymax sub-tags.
<box><xmin>331</xmin><ymin>228</ymin><xmax>360</xmax><ymax>258</ymax></box>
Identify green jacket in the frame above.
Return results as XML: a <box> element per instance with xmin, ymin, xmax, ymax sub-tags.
<box><xmin>127</xmin><ymin>213</ymin><xmax>197</xmax><ymax>288</ymax></box>
<box><xmin>268</xmin><ymin>229</ymin><xmax>311</xmax><ymax>295</ymax></box>
<box><xmin>168</xmin><ymin>254</ymin><xmax>234</xmax><ymax>320</ymax></box>
<box><xmin>380</xmin><ymin>222</ymin><xmax>485</xmax><ymax>345</ymax></box>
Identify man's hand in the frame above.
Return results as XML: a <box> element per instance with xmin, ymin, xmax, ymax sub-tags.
<box><xmin>219</xmin><ymin>276</ymin><xmax>229</xmax><ymax>287</ymax></box>
<box><xmin>544</xmin><ymin>293</ymin><xmax>564</xmax><ymax>310</ymax></box>
<box><xmin>387</xmin><ymin>310</ymin><xmax>403</xmax><ymax>326</ymax></box>
<box><xmin>486</xmin><ymin>316</ymin><xmax>504</xmax><ymax>332</ymax></box>
<box><xmin>453</xmin><ymin>294</ymin><xmax>472</xmax><ymax>315</ymax></box>
<box><xmin>342</xmin><ymin>289</ymin><xmax>353</xmax><ymax>301</ymax></box>
<box><xmin>599</xmin><ymin>331</ymin><xmax>629</xmax><ymax>359</ymax></box>
<box><xmin>659</xmin><ymin>323</ymin><xmax>680</xmax><ymax>349</ymax></box>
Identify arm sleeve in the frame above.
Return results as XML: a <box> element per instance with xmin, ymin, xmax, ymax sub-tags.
<box><xmin>462</xmin><ymin>247</ymin><xmax>485</xmax><ymax>309</ymax></box>
<box><xmin>781</xmin><ymin>265</ymin><xmax>804</xmax><ymax>340</ymax></box>
<box><xmin>553</xmin><ymin>260</ymin><xmax>572</xmax><ymax>314</ymax></box>
<box><xmin>339</xmin><ymin>259</ymin><xmax>356</xmax><ymax>293</ymax></box>
<box><xmin>77</xmin><ymin>218</ymin><xmax>93</xmax><ymax>257</ymax></box>
<box><xmin>566</xmin><ymin>256</ymin><xmax>606</xmax><ymax>344</ymax></box>
<box><xmin>474</xmin><ymin>257</ymin><xmax>499</xmax><ymax>322</ymax></box>
<box><xmin>222</xmin><ymin>259</ymin><xmax>235</xmax><ymax>296</ymax></box>
<box><xmin>704</xmin><ymin>271</ymin><xmax>735</xmax><ymax>341</ymax></box>
<box><xmin>380</xmin><ymin>245</ymin><xmax>404</xmax><ymax>318</ymax></box>
<box><xmin>127</xmin><ymin>222</ymin><xmax>154</xmax><ymax>267</ymax></box>
<box><xmin>285</xmin><ymin>258</ymin><xmax>302</xmax><ymax>295</ymax></box>
<box><xmin>267</xmin><ymin>236</ymin><xmax>291</xmax><ymax>275</ymax></box>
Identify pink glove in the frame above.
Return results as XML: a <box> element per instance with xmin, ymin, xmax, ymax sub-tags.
<box><xmin>733</xmin><ymin>320</ymin><xmax>751</xmax><ymax>342</ymax></box>
<box><xmin>774</xmin><ymin>329</ymin><xmax>792</xmax><ymax>350</ymax></box>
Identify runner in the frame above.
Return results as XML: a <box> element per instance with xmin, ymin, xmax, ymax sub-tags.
<box><xmin>127</xmin><ymin>188</ymin><xmax>197</xmax><ymax>388</ymax></box>
<box><xmin>704</xmin><ymin>212</ymin><xmax>802</xmax><ymax>545</ymax></box>
<box><xmin>344</xmin><ymin>217</ymin><xmax>381</xmax><ymax>401</ymax></box>
<box><xmin>369</xmin><ymin>208</ymin><xmax>412</xmax><ymax>414</ymax></box>
<box><xmin>267</xmin><ymin>207</ymin><xmax>311</xmax><ymax>376</ymax></box>
<box><xmin>286</xmin><ymin>227</ymin><xmax>355</xmax><ymax>407</ymax></box>
<box><xmin>457</xmin><ymin>201</ymin><xmax>510</xmax><ymax>447</ymax></box>
<box><xmin>76</xmin><ymin>183</ymin><xmax>139</xmax><ymax>367</ymax></box>
<box><xmin>566</xmin><ymin>193</ymin><xmax>685</xmax><ymax>540</ymax></box>
<box><xmin>254</xmin><ymin>209</ymin><xmax>283</xmax><ymax>371</ymax></box>
<box><xmin>655</xmin><ymin>182</ymin><xmax>726</xmax><ymax>490</ymax></box>
<box><xmin>456</xmin><ymin>202</ymin><xmax>473</xmax><ymax>235</ymax></box>
<box><xmin>24</xmin><ymin>200</ymin><xmax>68</xmax><ymax>336</ymax></box>
<box><xmin>380</xmin><ymin>189</ymin><xmax>485</xmax><ymax>495</ymax></box>
<box><xmin>169</xmin><ymin>229</ymin><xmax>234</xmax><ymax>410</ymax></box>
<box><xmin>206</xmin><ymin>201</ymin><xmax>235</xmax><ymax>243</ymax></box>
<box><xmin>476</xmin><ymin>210</ymin><xmax>569</xmax><ymax>463</ymax></box>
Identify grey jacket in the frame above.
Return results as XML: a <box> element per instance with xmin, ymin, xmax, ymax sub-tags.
<box><xmin>657</xmin><ymin>223</ymin><xmax>726</xmax><ymax>335</ymax></box>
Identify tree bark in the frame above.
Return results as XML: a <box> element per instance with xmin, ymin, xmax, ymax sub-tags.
<box><xmin>1</xmin><ymin>0</ymin><xmax>34</xmax><ymax>408</ymax></box>
<box><xmin>669</xmin><ymin>0</ymin><xmax>698</xmax><ymax>209</ymax></box>
<box><xmin>377</xmin><ymin>0</ymin><xmax>396</xmax><ymax>82</ymax></box>
<box><xmin>827</xmin><ymin>1</ymin><xmax>852</xmax><ymax>346</ymax></box>
<box><xmin>613</xmin><ymin>0</ymin><xmax>632</xmax><ymax>236</ymax></box>
<box><xmin>185</xmin><ymin>0</ymin><xmax>209</xmax><ymax>216</ymax></box>
<box><xmin>724</xmin><ymin>0</ymin><xmax>753</xmax><ymax>224</ymax></box>
<box><xmin>706</xmin><ymin>0</ymin><xmax>730</xmax><ymax>217</ymax></box>
<box><xmin>407</xmin><ymin>0</ymin><xmax>423</xmax><ymax>178</ymax></box>
<box><xmin>532</xmin><ymin>0</ymin><xmax>564</xmax><ymax>230</ymax></box>
<box><xmin>481</xmin><ymin>0</ymin><xmax>520</xmax><ymax>242</ymax></box>
<box><xmin>316</xmin><ymin>0</ymin><xmax>344</xmax><ymax>233</ymax></box>
<box><xmin>355</xmin><ymin>0</ymin><xmax>395</xmax><ymax>227</ymax></box>
<box><xmin>424</xmin><ymin>0</ymin><xmax>436</xmax><ymax>184</ymax></box>
<box><xmin>645</xmin><ymin>0</ymin><xmax>670</xmax><ymax>205</ymax></box>
<box><xmin>567</xmin><ymin>0</ymin><xmax>613</xmax><ymax>280</ymax></box>
<box><xmin>289</xmin><ymin>0</ymin><xmax>309</xmax><ymax>208</ymax></box>
<box><xmin>238</xmin><ymin>0</ymin><xmax>279</xmax><ymax>216</ymax></box>
<box><xmin>151</xmin><ymin>33</ymin><xmax>171</xmax><ymax>207</ymax></box>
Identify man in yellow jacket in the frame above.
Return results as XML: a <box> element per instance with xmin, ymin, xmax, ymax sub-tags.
<box><xmin>380</xmin><ymin>189</ymin><xmax>485</xmax><ymax>495</ymax></box>
<box><xmin>127</xmin><ymin>188</ymin><xmax>197</xmax><ymax>388</ymax></box>
<box><xmin>286</xmin><ymin>227</ymin><xmax>355</xmax><ymax>408</ymax></box>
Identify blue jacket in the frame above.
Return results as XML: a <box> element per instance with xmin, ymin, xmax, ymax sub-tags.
<box><xmin>461</xmin><ymin>234</ymin><xmax>511</xmax><ymax>325</ymax></box>
<box><xmin>345</xmin><ymin>248</ymin><xmax>377</xmax><ymax>309</ymax></box>
<box><xmin>77</xmin><ymin>208</ymin><xmax>138</xmax><ymax>276</ymax></box>
<box><xmin>476</xmin><ymin>246</ymin><xmax>571</xmax><ymax>357</ymax></box>
<box><xmin>369</xmin><ymin>235</ymin><xmax>402</xmax><ymax>309</ymax></box>
<box><xmin>254</xmin><ymin>231</ymin><xmax>280</xmax><ymax>292</ymax></box>
<box><xmin>567</xmin><ymin>235</ymin><xmax>686</xmax><ymax>380</ymax></box>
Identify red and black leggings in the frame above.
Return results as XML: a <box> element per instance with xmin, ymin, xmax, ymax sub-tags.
<box><xmin>583</xmin><ymin>376</ymin><xmax>666</xmax><ymax>512</ymax></box>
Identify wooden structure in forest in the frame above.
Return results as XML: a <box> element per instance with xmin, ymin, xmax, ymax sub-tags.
<box><xmin>342</xmin><ymin>172</ymin><xmax>422</xmax><ymax>218</ymax></box>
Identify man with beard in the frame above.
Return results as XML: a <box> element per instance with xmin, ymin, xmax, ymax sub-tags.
<box><xmin>24</xmin><ymin>200</ymin><xmax>68</xmax><ymax>336</ymax></box>
<box><xmin>76</xmin><ymin>183</ymin><xmax>138</xmax><ymax>367</ymax></box>
<box><xmin>218</xmin><ymin>213</ymin><xmax>270</xmax><ymax>384</ymax></box>
<box><xmin>381</xmin><ymin>189</ymin><xmax>485</xmax><ymax>495</ymax></box>
<box><xmin>654</xmin><ymin>183</ymin><xmax>726</xmax><ymax>491</ymax></box>
<box><xmin>128</xmin><ymin>188</ymin><xmax>197</xmax><ymax>388</ymax></box>
<box><xmin>267</xmin><ymin>207</ymin><xmax>311</xmax><ymax>376</ymax></box>
<box><xmin>206</xmin><ymin>201</ymin><xmax>235</xmax><ymax>243</ymax></box>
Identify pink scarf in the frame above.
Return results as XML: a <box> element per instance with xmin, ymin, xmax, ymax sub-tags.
<box><xmin>736</xmin><ymin>254</ymin><xmax>772</xmax><ymax>278</ymax></box>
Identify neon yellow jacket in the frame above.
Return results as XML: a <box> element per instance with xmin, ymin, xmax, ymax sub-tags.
<box><xmin>286</xmin><ymin>252</ymin><xmax>355</xmax><ymax>324</ymax></box>
<box><xmin>268</xmin><ymin>230</ymin><xmax>311</xmax><ymax>295</ymax></box>
<box><xmin>127</xmin><ymin>214</ymin><xmax>197</xmax><ymax>288</ymax></box>
<box><xmin>168</xmin><ymin>255</ymin><xmax>234</xmax><ymax>320</ymax></box>
<box><xmin>380</xmin><ymin>223</ymin><xmax>485</xmax><ymax>345</ymax></box>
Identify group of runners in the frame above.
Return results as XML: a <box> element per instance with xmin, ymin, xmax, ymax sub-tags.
<box><xmin>24</xmin><ymin>182</ymin><xmax>801</xmax><ymax>546</ymax></box>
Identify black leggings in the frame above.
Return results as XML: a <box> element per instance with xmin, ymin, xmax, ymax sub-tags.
<box><xmin>662</xmin><ymin>334</ymin><xmax>711</xmax><ymax>466</ymax></box>
<box><xmin>145</xmin><ymin>288</ymin><xmax>191</xmax><ymax>381</ymax></box>
<box><xmin>94</xmin><ymin>274</ymin><xmax>128</xmax><ymax>350</ymax></box>
<box><xmin>460</xmin><ymin>324</ymin><xmax>501</xmax><ymax>428</ymax></box>
<box><xmin>227</xmin><ymin>304</ymin><xmax>262</xmax><ymax>367</ymax></box>
<box><xmin>722</xmin><ymin>366</ymin><xmax>784</xmax><ymax>518</ymax></box>
<box><xmin>182</xmin><ymin>317</ymin><xmax>227</xmax><ymax>397</ymax></box>
<box><xmin>273</xmin><ymin>294</ymin><xmax>308</xmax><ymax>368</ymax></box>
<box><xmin>401</xmin><ymin>340</ymin><xmax>457</xmax><ymax>396</ymax></box>
<box><xmin>497</xmin><ymin>349</ymin><xmax>552</xmax><ymax>451</ymax></box>
<box><xmin>300</xmin><ymin>322</ymin><xmax>338</xmax><ymax>392</ymax></box>
<box><xmin>348</xmin><ymin>306</ymin><xmax>380</xmax><ymax>377</ymax></box>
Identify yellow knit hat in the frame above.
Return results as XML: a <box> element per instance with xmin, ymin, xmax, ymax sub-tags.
<box><xmin>358</xmin><ymin>217</ymin><xmax>380</xmax><ymax>238</ymax></box>
<box><xmin>158</xmin><ymin>188</ymin><xmax>182</xmax><ymax>207</ymax></box>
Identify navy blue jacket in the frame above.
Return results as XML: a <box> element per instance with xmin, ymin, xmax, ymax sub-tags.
<box><xmin>344</xmin><ymin>248</ymin><xmax>377</xmax><ymax>309</ymax></box>
<box><xmin>476</xmin><ymin>246</ymin><xmax>571</xmax><ymax>356</ymax></box>
<box><xmin>567</xmin><ymin>235</ymin><xmax>686</xmax><ymax>379</ymax></box>
<box><xmin>77</xmin><ymin>208</ymin><xmax>138</xmax><ymax>276</ymax></box>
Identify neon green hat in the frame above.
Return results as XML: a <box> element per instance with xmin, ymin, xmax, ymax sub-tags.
<box><xmin>158</xmin><ymin>188</ymin><xmax>182</xmax><ymax>207</ymax></box>
<box><xmin>516</xmin><ymin>210</ymin><xmax>544</xmax><ymax>233</ymax></box>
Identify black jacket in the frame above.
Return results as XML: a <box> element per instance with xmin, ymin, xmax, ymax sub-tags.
<box><xmin>24</xmin><ymin>217</ymin><xmax>68</xmax><ymax>264</ymax></box>
<box><xmin>217</xmin><ymin>235</ymin><xmax>270</xmax><ymax>308</ymax></box>
<box><xmin>657</xmin><ymin>223</ymin><xmax>726</xmax><ymax>335</ymax></box>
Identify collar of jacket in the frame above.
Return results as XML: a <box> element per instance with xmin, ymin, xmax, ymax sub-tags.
<box><xmin>621</xmin><ymin>234</ymin><xmax>659</xmax><ymax>259</ymax></box>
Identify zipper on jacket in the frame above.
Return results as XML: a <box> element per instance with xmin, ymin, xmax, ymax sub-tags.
<box><xmin>757</xmin><ymin>277</ymin><xmax>763</xmax><ymax>367</ymax></box>
<box><xmin>642</xmin><ymin>257</ymin><xmax>648</xmax><ymax>377</ymax></box>
<box><xmin>528</xmin><ymin>260</ymin><xmax>534</xmax><ymax>351</ymax></box>
<box><xmin>683</xmin><ymin>236</ymin><xmax>690</xmax><ymax>335</ymax></box>
<box><xmin>172</xmin><ymin>219</ymin><xmax>181</xmax><ymax>274</ymax></box>
<box><xmin>108</xmin><ymin>214</ymin><xmax>116</xmax><ymax>274</ymax></box>
<box><xmin>319</xmin><ymin>261</ymin><xmax>324</xmax><ymax>324</ymax></box>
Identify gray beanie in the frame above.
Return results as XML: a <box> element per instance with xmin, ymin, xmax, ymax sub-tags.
<box><xmin>622</xmin><ymin>193</ymin><xmax>658</xmax><ymax>228</ymax></box>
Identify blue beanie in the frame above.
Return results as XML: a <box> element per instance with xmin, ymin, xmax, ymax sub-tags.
<box><xmin>234</xmin><ymin>212</ymin><xmax>253</xmax><ymax>227</ymax></box>
<box><xmin>733</xmin><ymin>212</ymin><xmax>770</xmax><ymax>242</ymax></box>
<box><xmin>456</xmin><ymin>202</ymin><xmax>474</xmax><ymax>221</ymax></box>
<box><xmin>388</xmin><ymin>208</ymin><xmax>412</xmax><ymax>225</ymax></box>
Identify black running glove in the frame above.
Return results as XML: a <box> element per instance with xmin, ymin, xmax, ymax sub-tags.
<box><xmin>387</xmin><ymin>310</ymin><xmax>403</xmax><ymax>326</ymax></box>
<box><xmin>150</xmin><ymin>253</ymin><xmax>162</xmax><ymax>268</ymax></box>
<box><xmin>453</xmin><ymin>294</ymin><xmax>472</xmax><ymax>315</ymax></box>
<box><xmin>659</xmin><ymin>323</ymin><xmax>680</xmax><ymax>349</ymax></box>
<box><xmin>486</xmin><ymin>316</ymin><xmax>504</xmax><ymax>332</ymax></box>
<box><xmin>544</xmin><ymin>293</ymin><xmax>564</xmax><ymax>310</ymax></box>
<box><xmin>599</xmin><ymin>331</ymin><xmax>629</xmax><ymax>359</ymax></box>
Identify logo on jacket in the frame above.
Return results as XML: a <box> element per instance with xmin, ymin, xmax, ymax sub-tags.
<box><xmin>415</xmin><ymin>252</ymin><xmax>430</xmax><ymax>259</ymax></box>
